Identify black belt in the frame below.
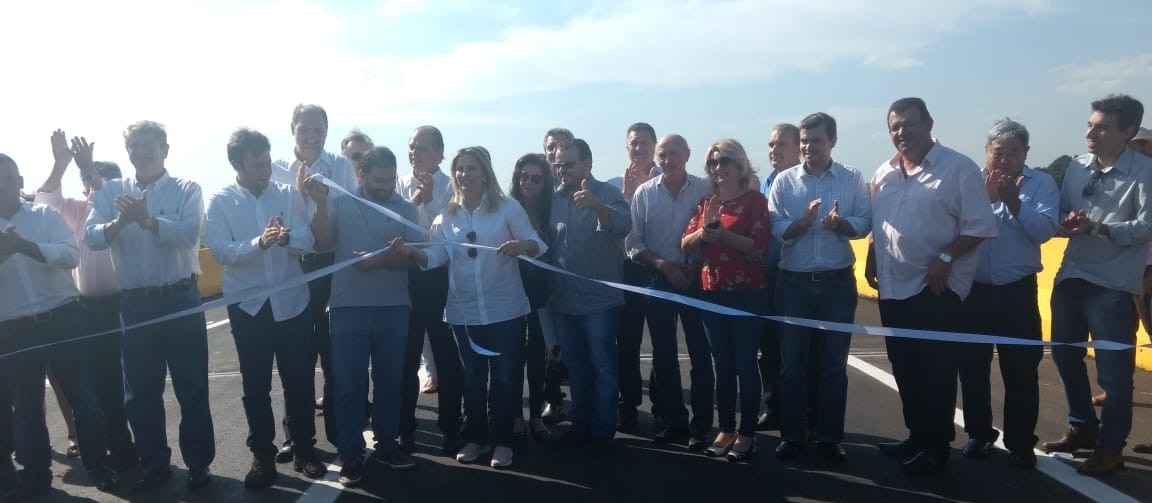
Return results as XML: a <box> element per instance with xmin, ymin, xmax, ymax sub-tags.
<box><xmin>1</xmin><ymin>299</ymin><xmax>80</xmax><ymax>327</ymax></box>
<box><xmin>301</xmin><ymin>252</ymin><xmax>335</xmax><ymax>263</ymax></box>
<box><xmin>781</xmin><ymin>267</ymin><xmax>853</xmax><ymax>282</ymax></box>
<box><xmin>124</xmin><ymin>276</ymin><xmax>198</xmax><ymax>297</ymax></box>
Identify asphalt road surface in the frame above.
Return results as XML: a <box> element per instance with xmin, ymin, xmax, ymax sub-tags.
<box><xmin>27</xmin><ymin>299</ymin><xmax>1152</xmax><ymax>503</ymax></box>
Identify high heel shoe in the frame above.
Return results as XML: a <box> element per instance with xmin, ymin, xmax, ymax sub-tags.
<box><xmin>727</xmin><ymin>437</ymin><xmax>757</xmax><ymax>463</ymax></box>
<box><xmin>705</xmin><ymin>434</ymin><xmax>735</xmax><ymax>457</ymax></box>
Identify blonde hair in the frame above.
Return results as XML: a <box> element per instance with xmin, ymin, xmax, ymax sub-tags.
<box><xmin>704</xmin><ymin>138</ymin><xmax>755</xmax><ymax>191</ymax></box>
<box><xmin>447</xmin><ymin>146</ymin><xmax>505</xmax><ymax>215</ymax></box>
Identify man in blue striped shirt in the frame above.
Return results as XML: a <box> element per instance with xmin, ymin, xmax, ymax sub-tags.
<box><xmin>767</xmin><ymin>113</ymin><xmax>871</xmax><ymax>463</ymax></box>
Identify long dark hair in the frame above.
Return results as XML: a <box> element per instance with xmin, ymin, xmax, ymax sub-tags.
<box><xmin>509</xmin><ymin>153</ymin><xmax>553</xmax><ymax>243</ymax></box>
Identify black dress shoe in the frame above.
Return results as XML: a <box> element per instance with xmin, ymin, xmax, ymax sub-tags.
<box><xmin>817</xmin><ymin>442</ymin><xmax>847</xmax><ymax>463</ymax></box>
<box><xmin>398</xmin><ymin>432</ymin><xmax>416</xmax><ymax>454</ymax></box>
<box><xmin>244</xmin><ymin>456</ymin><xmax>277</xmax><ymax>489</ymax></box>
<box><xmin>775</xmin><ymin>440</ymin><xmax>805</xmax><ymax>460</ymax></box>
<box><xmin>687</xmin><ymin>435</ymin><xmax>709</xmax><ymax>452</ymax></box>
<box><xmin>133</xmin><ymin>465</ymin><xmax>173</xmax><ymax>491</ymax></box>
<box><xmin>186</xmin><ymin>466</ymin><xmax>211</xmax><ymax>490</ymax></box>
<box><xmin>756</xmin><ymin>413</ymin><xmax>780</xmax><ymax>432</ymax></box>
<box><xmin>902</xmin><ymin>450</ymin><xmax>948</xmax><ymax>476</ymax></box>
<box><xmin>553</xmin><ymin>431</ymin><xmax>591</xmax><ymax>451</ymax></box>
<box><xmin>962</xmin><ymin>438</ymin><xmax>995</xmax><ymax>459</ymax></box>
<box><xmin>653</xmin><ymin>425</ymin><xmax>690</xmax><ymax>445</ymax></box>
<box><xmin>877</xmin><ymin>438</ymin><xmax>919</xmax><ymax>458</ymax></box>
<box><xmin>293</xmin><ymin>450</ymin><xmax>327</xmax><ymax>479</ymax></box>
<box><xmin>1</xmin><ymin>473</ymin><xmax>51</xmax><ymax>502</ymax></box>
<box><xmin>1008</xmin><ymin>449</ymin><xmax>1037</xmax><ymax>469</ymax></box>
<box><xmin>541</xmin><ymin>402</ymin><xmax>566</xmax><ymax>425</ymax></box>
<box><xmin>88</xmin><ymin>466</ymin><xmax>121</xmax><ymax>492</ymax></box>
<box><xmin>275</xmin><ymin>444</ymin><xmax>294</xmax><ymax>464</ymax></box>
<box><xmin>1133</xmin><ymin>442</ymin><xmax>1152</xmax><ymax>454</ymax></box>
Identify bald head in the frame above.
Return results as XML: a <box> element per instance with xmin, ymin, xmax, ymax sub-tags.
<box><xmin>656</xmin><ymin>134</ymin><xmax>691</xmax><ymax>178</ymax></box>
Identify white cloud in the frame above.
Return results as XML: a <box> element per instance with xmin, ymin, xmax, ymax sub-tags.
<box><xmin>1052</xmin><ymin>53</ymin><xmax>1152</xmax><ymax>95</ymax></box>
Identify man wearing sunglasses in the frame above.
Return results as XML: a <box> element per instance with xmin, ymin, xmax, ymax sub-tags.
<box><xmin>341</xmin><ymin>130</ymin><xmax>374</xmax><ymax>172</ymax></box>
<box><xmin>1041</xmin><ymin>95</ymin><xmax>1152</xmax><ymax>475</ymax></box>
<box><xmin>548</xmin><ymin>139</ymin><xmax>632</xmax><ymax>457</ymax></box>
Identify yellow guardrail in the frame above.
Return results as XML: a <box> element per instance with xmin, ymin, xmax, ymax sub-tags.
<box><xmin>196</xmin><ymin>244</ymin><xmax>1152</xmax><ymax>370</ymax></box>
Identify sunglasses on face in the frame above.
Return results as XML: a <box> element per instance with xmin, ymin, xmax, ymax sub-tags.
<box><xmin>466</xmin><ymin>231</ymin><xmax>477</xmax><ymax>258</ymax></box>
<box><xmin>551</xmin><ymin>161</ymin><xmax>578</xmax><ymax>171</ymax></box>
<box><xmin>519</xmin><ymin>174</ymin><xmax>544</xmax><ymax>184</ymax></box>
<box><xmin>705</xmin><ymin>157</ymin><xmax>737</xmax><ymax>169</ymax></box>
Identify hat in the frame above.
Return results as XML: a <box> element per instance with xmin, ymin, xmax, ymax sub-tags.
<box><xmin>1134</xmin><ymin>127</ymin><xmax>1152</xmax><ymax>141</ymax></box>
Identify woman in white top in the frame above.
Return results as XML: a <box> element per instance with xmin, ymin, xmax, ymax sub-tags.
<box><xmin>399</xmin><ymin>146</ymin><xmax>547</xmax><ymax>469</ymax></box>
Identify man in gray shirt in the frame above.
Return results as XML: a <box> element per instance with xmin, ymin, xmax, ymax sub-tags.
<box><xmin>549</xmin><ymin>139</ymin><xmax>631</xmax><ymax>457</ymax></box>
<box><xmin>307</xmin><ymin>146</ymin><xmax>423</xmax><ymax>486</ymax></box>
<box><xmin>1039</xmin><ymin>94</ymin><xmax>1152</xmax><ymax>476</ymax></box>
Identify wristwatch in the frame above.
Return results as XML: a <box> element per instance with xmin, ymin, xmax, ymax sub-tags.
<box><xmin>937</xmin><ymin>252</ymin><xmax>954</xmax><ymax>264</ymax></box>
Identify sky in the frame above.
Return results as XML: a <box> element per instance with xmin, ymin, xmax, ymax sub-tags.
<box><xmin>2</xmin><ymin>0</ymin><xmax>1151</xmax><ymax>199</ymax></box>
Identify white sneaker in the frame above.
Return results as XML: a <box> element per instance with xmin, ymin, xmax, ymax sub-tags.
<box><xmin>490</xmin><ymin>446</ymin><xmax>513</xmax><ymax>468</ymax></box>
<box><xmin>455</xmin><ymin>442</ymin><xmax>491</xmax><ymax>464</ymax></box>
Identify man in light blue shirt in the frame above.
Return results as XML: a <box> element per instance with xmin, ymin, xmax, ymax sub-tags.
<box><xmin>767</xmin><ymin>113</ymin><xmax>870</xmax><ymax>462</ymax></box>
<box><xmin>1040</xmin><ymin>94</ymin><xmax>1152</xmax><ymax>476</ymax></box>
<box><xmin>626</xmin><ymin>134</ymin><xmax>713</xmax><ymax>449</ymax></box>
<box><xmin>957</xmin><ymin>120</ymin><xmax>1058</xmax><ymax>469</ymax></box>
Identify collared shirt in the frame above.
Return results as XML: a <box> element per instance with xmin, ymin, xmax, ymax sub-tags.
<box><xmin>548</xmin><ymin>178</ymin><xmax>632</xmax><ymax>315</ymax></box>
<box><xmin>759</xmin><ymin>169</ymin><xmax>787</xmax><ymax>272</ymax></box>
<box><xmin>605</xmin><ymin>163</ymin><xmax>662</xmax><ymax>202</ymax></box>
<box><xmin>397</xmin><ymin>169</ymin><xmax>452</xmax><ymax>230</ymax></box>
<box><xmin>768</xmin><ymin>161</ymin><xmax>872</xmax><ymax>272</ymax></box>
<box><xmin>271</xmin><ymin>150</ymin><xmax>358</xmax><ymax>194</ymax></box>
<box><xmin>205</xmin><ymin>181</ymin><xmax>314</xmax><ymax>321</ymax></box>
<box><xmin>424</xmin><ymin>195</ymin><xmax>547</xmax><ymax>326</ymax></box>
<box><xmin>1055</xmin><ymin>148</ymin><xmax>1152</xmax><ymax>294</ymax></box>
<box><xmin>974</xmin><ymin>166</ymin><xmax>1060</xmax><ymax>285</ymax></box>
<box><xmin>329</xmin><ymin>189</ymin><xmax>424</xmax><ymax>309</ymax></box>
<box><xmin>871</xmin><ymin>141</ymin><xmax>998</xmax><ymax>301</ymax></box>
<box><xmin>83</xmin><ymin>171</ymin><xmax>203</xmax><ymax>289</ymax></box>
<box><xmin>0</xmin><ymin>202</ymin><xmax>79</xmax><ymax>321</ymax></box>
<box><xmin>34</xmin><ymin>188</ymin><xmax>120</xmax><ymax>296</ymax></box>
<box><xmin>626</xmin><ymin>173</ymin><xmax>712</xmax><ymax>264</ymax></box>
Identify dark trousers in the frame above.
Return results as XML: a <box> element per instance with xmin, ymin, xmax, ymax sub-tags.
<box><xmin>1</xmin><ymin>301</ymin><xmax>112</xmax><ymax>479</ymax></box>
<box><xmin>401</xmin><ymin>267</ymin><xmax>463</xmax><ymax>437</ymax></box>
<box><xmin>0</xmin><ymin>380</ymin><xmax>12</xmax><ymax>475</ymax></box>
<box><xmin>616</xmin><ymin>261</ymin><xmax>650</xmax><ymax>416</ymax></box>
<box><xmin>229</xmin><ymin>302</ymin><xmax>316</xmax><ymax>458</ymax></box>
<box><xmin>453</xmin><ymin>317</ymin><xmax>527</xmax><ymax>447</ymax></box>
<box><xmin>700</xmin><ymin>290</ymin><xmax>765</xmax><ymax>437</ymax></box>
<box><xmin>759</xmin><ymin>269</ymin><xmax>819</xmax><ymax>423</ymax></box>
<box><xmin>643</xmin><ymin>274</ymin><xmax>713</xmax><ymax>435</ymax></box>
<box><xmin>523</xmin><ymin>310</ymin><xmax>560</xmax><ymax>418</ymax></box>
<box><xmin>879</xmin><ymin>287</ymin><xmax>963</xmax><ymax>456</ymax></box>
<box><xmin>287</xmin><ymin>252</ymin><xmax>337</xmax><ymax>446</ymax></box>
<box><xmin>80</xmin><ymin>294</ymin><xmax>135</xmax><ymax>461</ymax></box>
<box><xmin>121</xmin><ymin>283</ymin><xmax>215</xmax><ymax>472</ymax></box>
<box><xmin>958</xmin><ymin>276</ymin><xmax>1043</xmax><ymax>451</ymax></box>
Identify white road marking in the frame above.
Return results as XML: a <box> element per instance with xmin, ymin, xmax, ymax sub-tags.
<box><xmin>847</xmin><ymin>355</ymin><xmax>1140</xmax><ymax>503</ymax></box>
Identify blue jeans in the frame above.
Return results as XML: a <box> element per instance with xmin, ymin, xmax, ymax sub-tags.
<box><xmin>775</xmin><ymin>270</ymin><xmax>857</xmax><ymax>443</ymax></box>
<box><xmin>555</xmin><ymin>308</ymin><xmax>621</xmax><ymax>439</ymax></box>
<box><xmin>700</xmin><ymin>290</ymin><xmax>765</xmax><ymax>436</ymax></box>
<box><xmin>330</xmin><ymin>306</ymin><xmax>411</xmax><ymax>460</ymax></box>
<box><xmin>1050</xmin><ymin>278</ymin><xmax>1136</xmax><ymax>450</ymax></box>
<box><xmin>452</xmin><ymin>317</ymin><xmax>526</xmax><ymax>447</ymax></box>
<box><xmin>228</xmin><ymin>302</ymin><xmax>315</xmax><ymax>458</ymax></box>
<box><xmin>121</xmin><ymin>282</ymin><xmax>215</xmax><ymax>472</ymax></box>
<box><xmin>644</xmin><ymin>275</ymin><xmax>713</xmax><ymax>435</ymax></box>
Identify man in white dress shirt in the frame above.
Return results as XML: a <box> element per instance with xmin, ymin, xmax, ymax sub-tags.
<box><xmin>0</xmin><ymin>154</ymin><xmax>120</xmax><ymax>499</ymax></box>
<box><xmin>83</xmin><ymin>121</ymin><xmax>216</xmax><ymax>491</ymax></box>
<box><xmin>205</xmin><ymin>129</ymin><xmax>325</xmax><ymax>488</ymax></box>
<box><xmin>270</xmin><ymin>104</ymin><xmax>358</xmax><ymax>460</ymax></box>
<box><xmin>396</xmin><ymin>125</ymin><xmax>464</xmax><ymax>454</ymax></box>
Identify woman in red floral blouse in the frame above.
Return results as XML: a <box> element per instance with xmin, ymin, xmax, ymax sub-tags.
<box><xmin>681</xmin><ymin>139</ymin><xmax>770</xmax><ymax>462</ymax></box>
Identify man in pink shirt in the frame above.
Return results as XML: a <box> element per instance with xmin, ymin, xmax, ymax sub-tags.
<box><xmin>34</xmin><ymin>130</ymin><xmax>136</xmax><ymax>469</ymax></box>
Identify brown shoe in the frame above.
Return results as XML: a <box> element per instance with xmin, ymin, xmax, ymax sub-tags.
<box><xmin>1039</xmin><ymin>428</ymin><xmax>1097</xmax><ymax>453</ymax></box>
<box><xmin>1091</xmin><ymin>392</ymin><xmax>1106</xmax><ymax>406</ymax></box>
<box><xmin>1077</xmin><ymin>448</ymin><xmax>1124</xmax><ymax>476</ymax></box>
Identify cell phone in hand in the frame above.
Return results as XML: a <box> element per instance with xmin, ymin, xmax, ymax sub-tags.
<box><xmin>705</xmin><ymin>220</ymin><xmax>720</xmax><ymax>230</ymax></box>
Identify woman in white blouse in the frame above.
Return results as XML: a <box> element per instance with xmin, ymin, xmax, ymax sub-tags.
<box><xmin>398</xmin><ymin>146</ymin><xmax>547</xmax><ymax>469</ymax></box>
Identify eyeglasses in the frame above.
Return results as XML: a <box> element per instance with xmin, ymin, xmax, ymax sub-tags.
<box><xmin>466</xmin><ymin>231</ymin><xmax>477</xmax><ymax>258</ymax></box>
<box><xmin>519</xmin><ymin>174</ymin><xmax>544</xmax><ymax>184</ymax></box>
<box><xmin>551</xmin><ymin>161</ymin><xmax>577</xmax><ymax>171</ymax></box>
<box><xmin>1082</xmin><ymin>170</ymin><xmax>1105</xmax><ymax>197</ymax></box>
<box><xmin>705</xmin><ymin>157</ymin><xmax>737</xmax><ymax>169</ymax></box>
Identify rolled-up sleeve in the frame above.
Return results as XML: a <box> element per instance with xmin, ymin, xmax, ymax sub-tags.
<box><xmin>956</xmin><ymin>168</ymin><xmax>999</xmax><ymax>239</ymax></box>
<box><xmin>1013</xmin><ymin>173</ymin><xmax>1060</xmax><ymax>246</ymax></box>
